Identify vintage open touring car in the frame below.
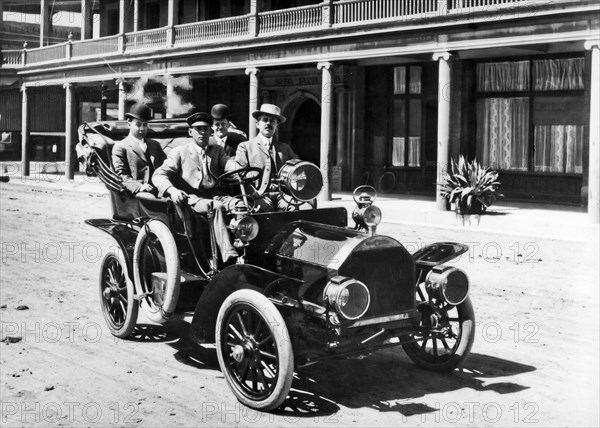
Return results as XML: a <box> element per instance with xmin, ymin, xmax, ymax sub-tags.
<box><xmin>77</xmin><ymin>118</ymin><xmax>476</xmax><ymax>411</ymax></box>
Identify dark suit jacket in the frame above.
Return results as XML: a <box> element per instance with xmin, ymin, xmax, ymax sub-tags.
<box><xmin>153</xmin><ymin>141</ymin><xmax>231</xmax><ymax>204</ymax></box>
<box><xmin>235</xmin><ymin>136</ymin><xmax>298</xmax><ymax>193</ymax></box>
<box><xmin>112</xmin><ymin>135</ymin><xmax>166</xmax><ymax>194</ymax></box>
<box><xmin>209</xmin><ymin>132</ymin><xmax>246</xmax><ymax>157</ymax></box>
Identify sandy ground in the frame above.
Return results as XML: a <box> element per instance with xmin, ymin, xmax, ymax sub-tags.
<box><xmin>0</xmin><ymin>184</ymin><xmax>598</xmax><ymax>427</ymax></box>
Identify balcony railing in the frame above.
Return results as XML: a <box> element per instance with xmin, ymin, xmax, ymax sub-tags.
<box><xmin>175</xmin><ymin>15</ymin><xmax>250</xmax><ymax>44</ymax></box>
<box><xmin>259</xmin><ymin>4</ymin><xmax>322</xmax><ymax>33</ymax></box>
<box><xmin>125</xmin><ymin>27</ymin><xmax>169</xmax><ymax>51</ymax></box>
<box><xmin>1</xmin><ymin>0</ymin><xmax>589</xmax><ymax>69</ymax></box>
<box><xmin>334</xmin><ymin>0</ymin><xmax>439</xmax><ymax>25</ymax></box>
<box><xmin>71</xmin><ymin>35</ymin><xmax>120</xmax><ymax>59</ymax></box>
<box><xmin>26</xmin><ymin>43</ymin><xmax>68</xmax><ymax>65</ymax></box>
<box><xmin>1</xmin><ymin>50</ymin><xmax>22</xmax><ymax>66</ymax></box>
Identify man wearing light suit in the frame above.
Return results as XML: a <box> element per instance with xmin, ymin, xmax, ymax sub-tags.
<box><xmin>235</xmin><ymin>103</ymin><xmax>298</xmax><ymax>212</ymax></box>
<box><xmin>112</xmin><ymin>103</ymin><xmax>166</xmax><ymax>195</ymax></box>
<box><xmin>153</xmin><ymin>112</ymin><xmax>238</xmax><ymax>263</ymax></box>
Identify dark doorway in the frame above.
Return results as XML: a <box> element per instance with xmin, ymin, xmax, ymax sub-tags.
<box><xmin>290</xmin><ymin>99</ymin><xmax>321</xmax><ymax>165</ymax></box>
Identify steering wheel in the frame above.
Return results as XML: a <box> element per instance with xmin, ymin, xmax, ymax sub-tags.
<box><xmin>216</xmin><ymin>166</ymin><xmax>263</xmax><ymax>188</ymax></box>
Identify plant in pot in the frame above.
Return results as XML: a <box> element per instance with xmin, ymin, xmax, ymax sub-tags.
<box><xmin>440</xmin><ymin>155</ymin><xmax>502</xmax><ymax>215</ymax></box>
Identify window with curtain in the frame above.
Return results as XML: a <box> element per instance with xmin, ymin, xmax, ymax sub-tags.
<box><xmin>476</xmin><ymin>57</ymin><xmax>585</xmax><ymax>174</ymax></box>
<box><xmin>477</xmin><ymin>97</ymin><xmax>529</xmax><ymax>171</ymax></box>
<box><xmin>392</xmin><ymin>66</ymin><xmax>422</xmax><ymax>167</ymax></box>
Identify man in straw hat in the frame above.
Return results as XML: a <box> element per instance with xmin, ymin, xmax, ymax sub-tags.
<box><xmin>153</xmin><ymin>112</ymin><xmax>238</xmax><ymax>263</ymax></box>
<box><xmin>112</xmin><ymin>103</ymin><xmax>166</xmax><ymax>195</ymax></box>
<box><xmin>209</xmin><ymin>103</ymin><xmax>247</xmax><ymax>157</ymax></box>
<box><xmin>235</xmin><ymin>103</ymin><xmax>300</xmax><ymax>212</ymax></box>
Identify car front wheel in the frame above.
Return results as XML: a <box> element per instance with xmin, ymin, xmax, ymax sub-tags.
<box><xmin>215</xmin><ymin>289</ymin><xmax>294</xmax><ymax>411</ymax></box>
<box><xmin>402</xmin><ymin>291</ymin><xmax>475</xmax><ymax>372</ymax></box>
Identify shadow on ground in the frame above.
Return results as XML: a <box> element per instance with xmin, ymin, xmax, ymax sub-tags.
<box><xmin>133</xmin><ymin>320</ymin><xmax>536</xmax><ymax>418</ymax></box>
<box><xmin>276</xmin><ymin>349</ymin><xmax>535</xmax><ymax>417</ymax></box>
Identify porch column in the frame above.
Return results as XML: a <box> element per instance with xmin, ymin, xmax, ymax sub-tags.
<box><xmin>245</xmin><ymin>67</ymin><xmax>260</xmax><ymax>140</ymax></box>
<box><xmin>318</xmin><ymin>61</ymin><xmax>334</xmax><ymax>201</ymax></box>
<box><xmin>249</xmin><ymin>0</ymin><xmax>259</xmax><ymax>36</ymax></box>
<box><xmin>166</xmin><ymin>0</ymin><xmax>175</xmax><ymax>47</ymax></box>
<box><xmin>118</xmin><ymin>80</ymin><xmax>126</xmax><ymax>120</ymax></box>
<box><xmin>40</xmin><ymin>0</ymin><xmax>49</xmax><ymax>47</ymax></box>
<box><xmin>119</xmin><ymin>0</ymin><xmax>126</xmax><ymax>34</ymax></box>
<box><xmin>133</xmin><ymin>0</ymin><xmax>139</xmax><ymax>32</ymax></box>
<box><xmin>585</xmin><ymin>40</ymin><xmax>600</xmax><ymax>224</ymax></box>
<box><xmin>81</xmin><ymin>0</ymin><xmax>93</xmax><ymax>39</ymax></box>
<box><xmin>433</xmin><ymin>51</ymin><xmax>452</xmax><ymax>211</ymax></box>
<box><xmin>21</xmin><ymin>85</ymin><xmax>30</xmax><ymax>176</ymax></box>
<box><xmin>64</xmin><ymin>83</ymin><xmax>75</xmax><ymax>180</ymax></box>
<box><xmin>165</xmin><ymin>79</ymin><xmax>174</xmax><ymax>118</ymax></box>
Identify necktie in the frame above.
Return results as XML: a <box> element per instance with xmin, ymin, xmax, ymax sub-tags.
<box><xmin>269</xmin><ymin>144</ymin><xmax>278</xmax><ymax>177</ymax></box>
<box><xmin>199</xmin><ymin>149</ymin><xmax>214</xmax><ymax>189</ymax></box>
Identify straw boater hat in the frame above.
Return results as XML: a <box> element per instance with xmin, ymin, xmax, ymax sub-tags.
<box><xmin>251</xmin><ymin>103</ymin><xmax>286</xmax><ymax>124</ymax></box>
<box><xmin>125</xmin><ymin>103</ymin><xmax>152</xmax><ymax>122</ymax></box>
<box><xmin>186</xmin><ymin>112</ymin><xmax>212</xmax><ymax>127</ymax></box>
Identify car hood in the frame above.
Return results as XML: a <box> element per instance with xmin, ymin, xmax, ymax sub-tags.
<box><xmin>266</xmin><ymin>221</ymin><xmax>416</xmax><ymax>317</ymax></box>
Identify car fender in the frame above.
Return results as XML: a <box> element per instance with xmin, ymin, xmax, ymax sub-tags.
<box><xmin>189</xmin><ymin>264</ymin><xmax>302</xmax><ymax>344</ymax></box>
<box><xmin>84</xmin><ymin>219</ymin><xmax>138</xmax><ymax>280</ymax></box>
<box><xmin>412</xmin><ymin>242</ymin><xmax>469</xmax><ymax>267</ymax></box>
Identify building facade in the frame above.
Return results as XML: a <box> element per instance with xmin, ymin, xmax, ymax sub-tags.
<box><xmin>1</xmin><ymin>0</ymin><xmax>599</xmax><ymax>220</ymax></box>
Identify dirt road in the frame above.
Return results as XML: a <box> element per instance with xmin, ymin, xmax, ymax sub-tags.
<box><xmin>1</xmin><ymin>184</ymin><xmax>598</xmax><ymax>427</ymax></box>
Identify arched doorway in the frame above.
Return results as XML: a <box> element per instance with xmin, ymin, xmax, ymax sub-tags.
<box><xmin>290</xmin><ymin>99</ymin><xmax>321</xmax><ymax>165</ymax></box>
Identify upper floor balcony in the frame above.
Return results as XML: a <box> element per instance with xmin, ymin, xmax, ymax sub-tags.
<box><xmin>1</xmin><ymin>0</ymin><xmax>597</xmax><ymax>70</ymax></box>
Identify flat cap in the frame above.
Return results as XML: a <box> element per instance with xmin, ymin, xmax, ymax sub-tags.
<box><xmin>186</xmin><ymin>112</ymin><xmax>212</xmax><ymax>127</ymax></box>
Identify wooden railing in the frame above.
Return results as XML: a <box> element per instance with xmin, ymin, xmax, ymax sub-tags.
<box><xmin>125</xmin><ymin>27</ymin><xmax>168</xmax><ymax>51</ymax></box>
<box><xmin>259</xmin><ymin>4</ymin><xmax>322</xmax><ymax>33</ymax></box>
<box><xmin>175</xmin><ymin>15</ymin><xmax>249</xmax><ymax>44</ymax></box>
<box><xmin>0</xmin><ymin>0</ymin><xmax>589</xmax><ymax>68</ymax></box>
<box><xmin>26</xmin><ymin>43</ymin><xmax>67</xmax><ymax>64</ymax></box>
<box><xmin>335</xmin><ymin>0</ymin><xmax>440</xmax><ymax>24</ymax></box>
<box><xmin>1</xmin><ymin>50</ymin><xmax>22</xmax><ymax>66</ymax></box>
<box><xmin>71</xmin><ymin>35</ymin><xmax>120</xmax><ymax>58</ymax></box>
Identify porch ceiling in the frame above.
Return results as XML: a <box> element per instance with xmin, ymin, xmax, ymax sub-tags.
<box><xmin>2</xmin><ymin>0</ymin><xmax>97</xmax><ymax>14</ymax></box>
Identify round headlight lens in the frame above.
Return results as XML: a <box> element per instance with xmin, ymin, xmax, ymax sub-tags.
<box><xmin>279</xmin><ymin>161</ymin><xmax>323</xmax><ymax>201</ymax></box>
<box><xmin>426</xmin><ymin>266</ymin><xmax>469</xmax><ymax>306</ymax></box>
<box><xmin>363</xmin><ymin>205</ymin><xmax>382</xmax><ymax>227</ymax></box>
<box><xmin>234</xmin><ymin>216</ymin><xmax>259</xmax><ymax>242</ymax></box>
<box><xmin>324</xmin><ymin>276</ymin><xmax>370</xmax><ymax>320</ymax></box>
<box><xmin>289</xmin><ymin>170</ymin><xmax>307</xmax><ymax>192</ymax></box>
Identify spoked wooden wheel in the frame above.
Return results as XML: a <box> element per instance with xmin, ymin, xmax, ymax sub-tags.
<box><xmin>216</xmin><ymin>290</ymin><xmax>294</xmax><ymax>411</ymax></box>
<box><xmin>402</xmin><ymin>284</ymin><xmax>475</xmax><ymax>371</ymax></box>
<box><xmin>99</xmin><ymin>250</ymin><xmax>138</xmax><ymax>338</ymax></box>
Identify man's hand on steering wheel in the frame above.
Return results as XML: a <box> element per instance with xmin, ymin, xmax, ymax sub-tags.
<box><xmin>216</xmin><ymin>166</ymin><xmax>263</xmax><ymax>188</ymax></box>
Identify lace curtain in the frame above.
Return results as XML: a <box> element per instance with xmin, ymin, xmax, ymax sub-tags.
<box><xmin>477</xmin><ymin>57</ymin><xmax>585</xmax><ymax>174</ymax></box>
<box><xmin>533</xmin><ymin>58</ymin><xmax>584</xmax><ymax>91</ymax></box>
<box><xmin>477</xmin><ymin>61</ymin><xmax>530</xmax><ymax>92</ymax></box>
<box><xmin>534</xmin><ymin>125</ymin><xmax>584</xmax><ymax>173</ymax></box>
<box><xmin>479</xmin><ymin>98</ymin><xmax>529</xmax><ymax>170</ymax></box>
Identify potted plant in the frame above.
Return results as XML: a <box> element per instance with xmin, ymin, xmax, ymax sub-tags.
<box><xmin>440</xmin><ymin>155</ymin><xmax>502</xmax><ymax>215</ymax></box>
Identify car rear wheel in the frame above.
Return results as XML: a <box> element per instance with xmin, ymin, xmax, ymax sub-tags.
<box><xmin>99</xmin><ymin>249</ymin><xmax>138</xmax><ymax>338</ymax></box>
<box><xmin>133</xmin><ymin>220</ymin><xmax>180</xmax><ymax>324</ymax></box>
<box><xmin>402</xmin><ymin>286</ymin><xmax>475</xmax><ymax>371</ymax></box>
<box><xmin>216</xmin><ymin>289</ymin><xmax>294</xmax><ymax>411</ymax></box>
